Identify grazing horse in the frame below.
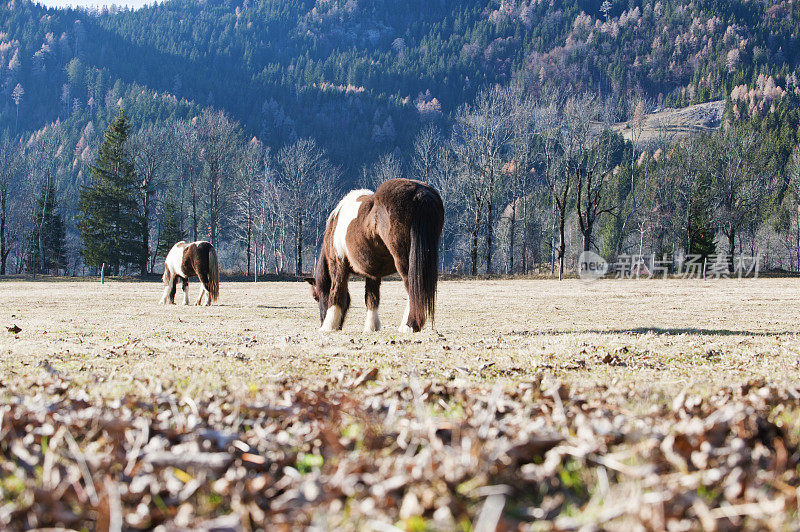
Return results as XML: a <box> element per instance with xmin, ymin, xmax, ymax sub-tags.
<box><xmin>306</xmin><ymin>178</ymin><xmax>444</xmax><ymax>332</ymax></box>
<box><xmin>160</xmin><ymin>241</ymin><xmax>220</xmax><ymax>306</ymax></box>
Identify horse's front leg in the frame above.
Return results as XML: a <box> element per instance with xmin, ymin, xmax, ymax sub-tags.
<box><xmin>160</xmin><ymin>273</ymin><xmax>172</xmax><ymax>304</ymax></box>
<box><xmin>320</xmin><ymin>266</ymin><xmax>351</xmax><ymax>332</ymax></box>
<box><xmin>364</xmin><ymin>277</ymin><xmax>382</xmax><ymax>332</ymax></box>
<box><xmin>168</xmin><ymin>275</ymin><xmax>180</xmax><ymax>304</ymax></box>
<box><xmin>182</xmin><ymin>278</ymin><xmax>190</xmax><ymax>305</ymax></box>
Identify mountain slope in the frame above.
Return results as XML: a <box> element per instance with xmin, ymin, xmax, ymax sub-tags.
<box><xmin>0</xmin><ymin>0</ymin><xmax>798</xmax><ymax>174</ymax></box>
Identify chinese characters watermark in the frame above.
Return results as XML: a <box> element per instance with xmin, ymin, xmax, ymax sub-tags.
<box><xmin>578</xmin><ymin>252</ymin><xmax>761</xmax><ymax>282</ymax></box>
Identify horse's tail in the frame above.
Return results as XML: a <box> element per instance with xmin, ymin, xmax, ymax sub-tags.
<box><xmin>162</xmin><ymin>264</ymin><xmax>171</xmax><ymax>285</ymax></box>
<box><xmin>207</xmin><ymin>245</ymin><xmax>220</xmax><ymax>302</ymax></box>
<box><xmin>407</xmin><ymin>187</ymin><xmax>444</xmax><ymax>331</ymax></box>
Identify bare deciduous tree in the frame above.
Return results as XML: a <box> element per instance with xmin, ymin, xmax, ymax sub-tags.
<box><xmin>0</xmin><ymin>134</ymin><xmax>22</xmax><ymax>275</ymax></box>
<box><xmin>575</xmin><ymin>99</ymin><xmax>620</xmax><ymax>253</ymax></box>
<box><xmin>234</xmin><ymin>138</ymin><xmax>265</xmax><ymax>277</ymax></box>
<box><xmin>411</xmin><ymin>124</ymin><xmax>441</xmax><ymax>183</ymax></box>
<box><xmin>130</xmin><ymin>124</ymin><xmax>169</xmax><ymax>274</ymax></box>
<box><xmin>171</xmin><ymin>119</ymin><xmax>203</xmax><ymax>241</ymax></box>
<box><xmin>275</xmin><ymin>138</ymin><xmax>338</xmax><ymax>275</ymax></box>
<box><xmin>196</xmin><ymin>110</ymin><xmax>241</xmax><ymax>247</ymax></box>
<box><xmin>360</xmin><ymin>152</ymin><xmax>401</xmax><ymax>190</ymax></box>
<box><xmin>709</xmin><ymin>125</ymin><xmax>772</xmax><ymax>270</ymax></box>
<box><xmin>452</xmin><ymin>85</ymin><xmax>514</xmax><ymax>274</ymax></box>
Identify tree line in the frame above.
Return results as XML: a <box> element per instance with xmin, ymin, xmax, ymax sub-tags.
<box><xmin>1</xmin><ymin>84</ymin><xmax>798</xmax><ymax>279</ymax></box>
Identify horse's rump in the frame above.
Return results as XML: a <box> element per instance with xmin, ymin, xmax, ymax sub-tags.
<box><xmin>189</xmin><ymin>241</ymin><xmax>219</xmax><ymax>302</ymax></box>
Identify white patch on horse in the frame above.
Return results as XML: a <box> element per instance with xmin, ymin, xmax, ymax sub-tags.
<box><xmin>320</xmin><ymin>304</ymin><xmax>344</xmax><ymax>331</ymax></box>
<box><xmin>329</xmin><ymin>189</ymin><xmax>372</xmax><ymax>260</ymax></box>
<box><xmin>364</xmin><ymin>308</ymin><xmax>381</xmax><ymax>332</ymax></box>
<box><xmin>397</xmin><ymin>299</ymin><xmax>412</xmax><ymax>333</ymax></box>
<box><xmin>165</xmin><ymin>241</ymin><xmax>187</xmax><ymax>278</ymax></box>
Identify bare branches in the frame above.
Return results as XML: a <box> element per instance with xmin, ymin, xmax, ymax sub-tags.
<box><xmin>274</xmin><ymin>138</ymin><xmax>338</xmax><ymax>275</ymax></box>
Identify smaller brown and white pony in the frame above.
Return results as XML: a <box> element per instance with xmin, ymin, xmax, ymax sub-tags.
<box><xmin>160</xmin><ymin>241</ymin><xmax>220</xmax><ymax>306</ymax></box>
<box><xmin>306</xmin><ymin>178</ymin><xmax>444</xmax><ymax>332</ymax></box>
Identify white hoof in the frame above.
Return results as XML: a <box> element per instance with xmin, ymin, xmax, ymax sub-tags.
<box><xmin>320</xmin><ymin>305</ymin><xmax>343</xmax><ymax>332</ymax></box>
<box><xmin>397</xmin><ymin>324</ymin><xmax>413</xmax><ymax>334</ymax></box>
<box><xmin>364</xmin><ymin>309</ymin><xmax>381</xmax><ymax>332</ymax></box>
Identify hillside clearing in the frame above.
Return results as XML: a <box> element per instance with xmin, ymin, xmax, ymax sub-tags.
<box><xmin>612</xmin><ymin>100</ymin><xmax>725</xmax><ymax>146</ymax></box>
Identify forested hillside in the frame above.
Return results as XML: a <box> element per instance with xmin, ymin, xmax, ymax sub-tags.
<box><xmin>1</xmin><ymin>0</ymin><xmax>800</xmax><ymax>277</ymax></box>
<box><xmin>3</xmin><ymin>0</ymin><xmax>799</xmax><ymax>166</ymax></box>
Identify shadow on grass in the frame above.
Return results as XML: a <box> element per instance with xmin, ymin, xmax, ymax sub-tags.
<box><xmin>509</xmin><ymin>327</ymin><xmax>792</xmax><ymax>337</ymax></box>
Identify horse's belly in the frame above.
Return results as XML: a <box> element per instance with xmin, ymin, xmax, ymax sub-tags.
<box><xmin>348</xmin><ymin>246</ymin><xmax>395</xmax><ymax>278</ymax></box>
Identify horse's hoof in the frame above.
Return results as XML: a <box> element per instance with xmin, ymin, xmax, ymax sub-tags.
<box><xmin>397</xmin><ymin>324</ymin><xmax>413</xmax><ymax>334</ymax></box>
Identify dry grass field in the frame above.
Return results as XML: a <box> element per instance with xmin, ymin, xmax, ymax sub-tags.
<box><xmin>2</xmin><ymin>278</ymin><xmax>800</xmax><ymax>530</ymax></box>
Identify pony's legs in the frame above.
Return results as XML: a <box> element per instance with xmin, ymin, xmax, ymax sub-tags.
<box><xmin>168</xmin><ymin>275</ymin><xmax>180</xmax><ymax>304</ymax></box>
<box><xmin>160</xmin><ymin>272</ymin><xmax>172</xmax><ymax>304</ymax></box>
<box><xmin>364</xmin><ymin>278</ymin><xmax>381</xmax><ymax>332</ymax></box>
<box><xmin>198</xmin><ymin>274</ymin><xmax>213</xmax><ymax>306</ymax></box>
<box><xmin>182</xmin><ymin>277</ymin><xmax>190</xmax><ymax>305</ymax></box>
<box><xmin>320</xmin><ymin>266</ymin><xmax>350</xmax><ymax>332</ymax></box>
<box><xmin>391</xmin><ymin>255</ymin><xmax>414</xmax><ymax>333</ymax></box>
<box><xmin>195</xmin><ymin>287</ymin><xmax>205</xmax><ymax>306</ymax></box>
<box><xmin>398</xmin><ymin>299</ymin><xmax>412</xmax><ymax>333</ymax></box>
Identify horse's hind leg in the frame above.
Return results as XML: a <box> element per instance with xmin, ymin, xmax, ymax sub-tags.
<box><xmin>195</xmin><ymin>287</ymin><xmax>205</xmax><ymax>306</ymax></box>
<box><xmin>391</xmin><ymin>254</ymin><xmax>414</xmax><ymax>333</ymax></box>
<box><xmin>364</xmin><ymin>278</ymin><xmax>382</xmax><ymax>332</ymax></box>
<box><xmin>182</xmin><ymin>277</ymin><xmax>190</xmax><ymax>305</ymax></box>
<box><xmin>197</xmin><ymin>273</ymin><xmax>212</xmax><ymax>306</ymax></box>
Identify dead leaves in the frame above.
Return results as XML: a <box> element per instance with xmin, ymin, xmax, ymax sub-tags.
<box><xmin>1</xmin><ymin>372</ymin><xmax>800</xmax><ymax>530</ymax></box>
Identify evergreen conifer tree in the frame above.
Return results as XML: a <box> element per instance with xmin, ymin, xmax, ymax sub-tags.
<box><xmin>28</xmin><ymin>179</ymin><xmax>66</xmax><ymax>275</ymax></box>
<box><xmin>689</xmin><ymin>178</ymin><xmax>716</xmax><ymax>261</ymax></box>
<box><xmin>78</xmin><ymin>110</ymin><xmax>145</xmax><ymax>275</ymax></box>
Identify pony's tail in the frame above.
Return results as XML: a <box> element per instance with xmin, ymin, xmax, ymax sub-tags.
<box><xmin>407</xmin><ymin>190</ymin><xmax>444</xmax><ymax>331</ymax></box>
<box><xmin>162</xmin><ymin>265</ymin><xmax>171</xmax><ymax>285</ymax></box>
<box><xmin>208</xmin><ymin>245</ymin><xmax>220</xmax><ymax>302</ymax></box>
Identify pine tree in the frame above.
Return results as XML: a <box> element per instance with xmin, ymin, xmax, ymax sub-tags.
<box><xmin>28</xmin><ymin>179</ymin><xmax>66</xmax><ymax>275</ymax></box>
<box><xmin>689</xmin><ymin>179</ymin><xmax>716</xmax><ymax>261</ymax></box>
<box><xmin>78</xmin><ymin>110</ymin><xmax>145</xmax><ymax>275</ymax></box>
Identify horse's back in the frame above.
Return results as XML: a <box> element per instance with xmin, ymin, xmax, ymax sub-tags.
<box><xmin>374</xmin><ymin>178</ymin><xmax>442</xmax><ymax>212</ymax></box>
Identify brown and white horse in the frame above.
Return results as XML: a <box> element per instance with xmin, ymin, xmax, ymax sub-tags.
<box><xmin>306</xmin><ymin>178</ymin><xmax>444</xmax><ymax>332</ymax></box>
<box><xmin>160</xmin><ymin>241</ymin><xmax>220</xmax><ymax>306</ymax></box>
